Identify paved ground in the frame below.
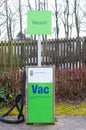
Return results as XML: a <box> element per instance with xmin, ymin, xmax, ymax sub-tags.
<box><xmin>0</xmin><ymin>116</ymin><xmax>86</xmax><ymax>130</ymax></box>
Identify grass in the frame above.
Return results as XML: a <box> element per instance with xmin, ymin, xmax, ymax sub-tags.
<box><xmin>0</xmin><ymin>102</ymin><xmax>86</xmax><ymax>116</ymax></box>
<box><xmin>0</xmin><ymin>106</ymin><xmax>26</xmax><ymax>116</ymax></box>
<box><xmin>55</xmin><ymin>102</ymin><xmax>86</xmax><ymax>116</ymax></box>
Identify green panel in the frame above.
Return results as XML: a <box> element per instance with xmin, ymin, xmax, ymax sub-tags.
<box><xmin>27</xmin><ymin>11</ymin><xmax>52</xmax><ymax>34</ymax></box>
<box><xmin>27</xmin><ymin>83</ymin><xmax>53</xmax><ymax>123</ymax></box>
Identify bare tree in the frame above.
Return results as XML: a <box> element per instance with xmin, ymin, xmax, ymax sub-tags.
<box><xmin>0</xmin><ymin>0</ymin><xmax>18</xmax><ymax>40</ymax></box>
<box><xmin>60</xmin><ymin>0</ymin><xmax>70</xmax><ymax>38</ymax></box>
<box><xmin>0</xmin><ymin>0</ymin><xmax>86</xmax><ymax>40</ymax></box>
<box><xmin>8</xmin><ymin>9</ymin><xmax>13</xmax><ymax>40</ymax></box>
<box><xmin>27</xmin><ymin>0</ymin><xmax>32</xmax><ymax>10</ymax></box>
<box><xmin>74</xmin><ymin>0</ymin><xmax>80</xmax><ymax>37</ymax></box>
<box><xmin>55</xmin><ymin>0</ymin><xmax>59</xmax><ymax>39</ymax></box>
<box><xmin>63</xmin><ymin>0</ymin><xmax>69</xmax><ymax>38</ymax></box>
<box><xmin>35</xmin><ymin>0</ymin><xmax>38</xmax><ymax>10</ymax></box>
<box><xmin>19</xmin><ymin>0</ymin><xmax>23</xmax><ymax>40</ymax></box>
<box><xmin>5</xmin><ymin>0</ymin><xmax>10</xmax><ymax>40</ymax></box>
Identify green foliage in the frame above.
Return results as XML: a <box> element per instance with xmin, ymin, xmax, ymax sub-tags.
<box><xmin>0</xmin><ymin>90</ymin><xmax>7</xmax><ymax>107</ymax></box>
<box><xmin>0</xmin><ymin>90</ymin><xmax>6</xmax><ymax>100</ymax></box>
<box><xmin>0</xmin><ymin>70</ymin><xmax>23</xmax><ymax>107</ymax></box>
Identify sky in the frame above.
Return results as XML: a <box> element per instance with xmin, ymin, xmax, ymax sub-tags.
<box><xmin>0</xmin><ymin>0</ymin><xmax>86</xmax><ymax>40</ymax></box>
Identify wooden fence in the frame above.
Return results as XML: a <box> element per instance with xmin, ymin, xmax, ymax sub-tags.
<box><xmin>0</xmin><ymin>37</ymin><xmax>86</xmax><ymax>71</ymax></box>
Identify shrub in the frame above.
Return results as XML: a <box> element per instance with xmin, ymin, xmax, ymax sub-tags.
<box><xmin>0</xmin><ymin>70</ymin><xmax>23</xmax><ymax>107</ymax></box>
<box><xmin>55</xmin><ymin>66</ymin><xmax>86</xmax><ymax>101</ymax></box>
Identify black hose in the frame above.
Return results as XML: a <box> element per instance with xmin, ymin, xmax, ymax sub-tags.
<box><xmin>0</xmin><ymin>70</ymin><xmax>26</xmax><ymax>124</ymax></box>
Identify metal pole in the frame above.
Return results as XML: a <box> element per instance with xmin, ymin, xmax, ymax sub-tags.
<box><xmin>38</xmin><ymin>35</ymin><xmax>41</xmax><ymax>66</ymax></box>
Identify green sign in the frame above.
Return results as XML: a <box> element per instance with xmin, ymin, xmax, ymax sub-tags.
<box><xmin>26</xmin><ymin>67</ymin><xmax>55</xmax><ymax>123</ymax></box>
<box><xmin>28</xmin><ymin>83</ymin><xmax>53</xmax><ymax>123</ymax></box>
<box><xmin>27</xmin><ymin>11</ymin><xmax>52</xmax><ymax>34</ymax></box>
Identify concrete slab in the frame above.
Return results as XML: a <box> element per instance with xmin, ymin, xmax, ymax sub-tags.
<box><xmin>0</xmin><ymin>116</ymin><xmax>86</xmax><ymax>130</ymax></box>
